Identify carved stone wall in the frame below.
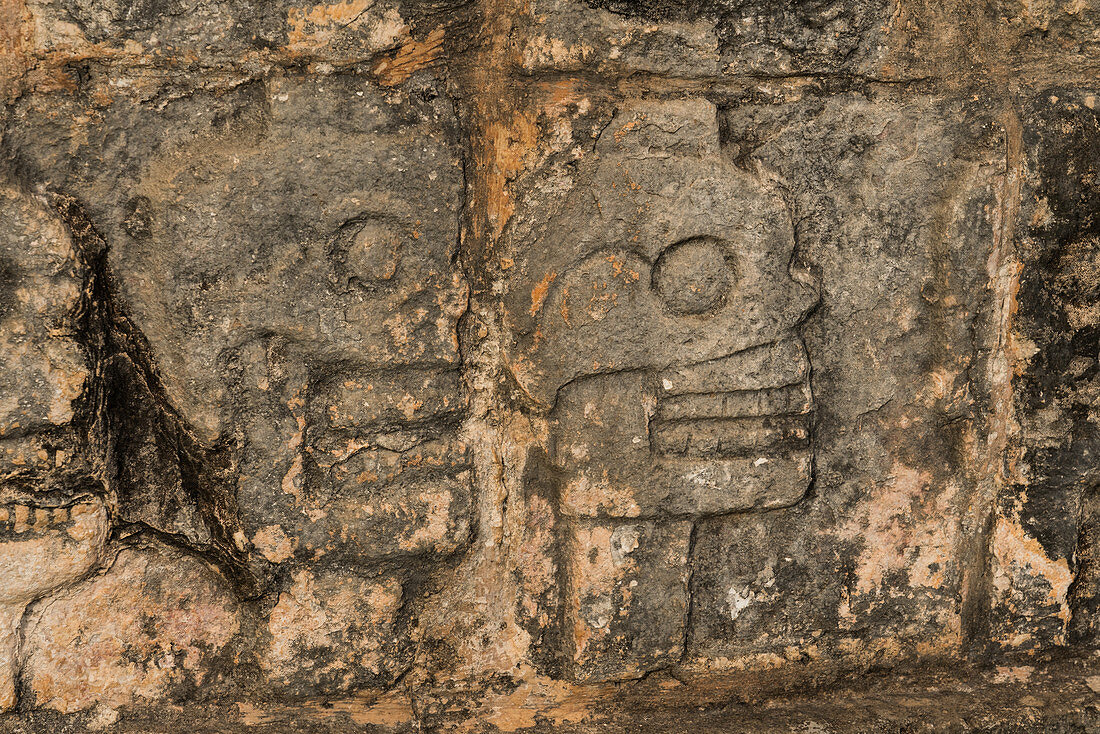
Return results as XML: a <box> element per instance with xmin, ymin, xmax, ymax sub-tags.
<box><xmin>0</xmin><ymin>0</ymin><xmax>1098</xmax><ymax>728</ymax></box>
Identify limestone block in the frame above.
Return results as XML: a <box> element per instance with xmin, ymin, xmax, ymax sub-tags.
<box><xmin>0</xmin><ymin>497</ymin><xmax>108</xmax><ymax>711</ymax></box>
<box><xmin>261</xmin><ymin>569</ymin><xmax>407</xmax><ymax>696</ymax></box>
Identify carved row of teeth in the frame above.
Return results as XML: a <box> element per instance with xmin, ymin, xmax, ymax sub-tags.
<box><xmin>655</xmin><ymin>383</ymin><xmax>811</xmax><ymax>422</ymax></box>
<box><xmin>657</xmin><ymin>339</ymin><xmax>809</xmax><ymax>396</ymax></box>
<box><xmin>0</xmin><ymin>502</ymin><xmax>101</xmax><ymax>535</ymax></box>
<box><xmin>651</xmin><ymin>340</ymin><xmax>813</xmax><ymax>459</ymax></box>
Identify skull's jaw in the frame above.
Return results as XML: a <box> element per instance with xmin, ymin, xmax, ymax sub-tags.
<box><xmin>0</xmin><ymin>489</ymin><xmax>108</xmax><ymax>712</ymax></box>
<box><xmin>551</xmin><ymin>338</ymin><xmax>813</xmax><ymax>519</ymax></box>
<box><xmin>0</xmin><ymin>491</ymin><xmax>109</xmax><ymax>605</ymax></box>
<box><xmin>647</xmin><ymin>339</ymin><xmax>813</xmax><ymax>514</ymax></box>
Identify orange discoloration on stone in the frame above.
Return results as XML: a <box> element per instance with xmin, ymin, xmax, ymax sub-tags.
<box><xmin>980</xmin><ymin>110</ymin><xmax>1060</xmax><ymax>650</ymax></box>
<box><xmin>340</xmin><ymin>689</ymin><xmax>417</xmax><ymax>726</ymax></box>
<box><xmin>0</xmin><ymin>604</ymin><xmax>22</xmax><ymax>711</ymax></box>
<box><xmin>613</xmin><ymin>116</ymin><xmax>645</xmax><ymax>144</ymax></box>
<box><xmin>844</xmin><ymin>463</ymin><xmax>960</xmax><ymax>601</ymax></box>
<box><xmin>12</xmin><ymin>505</ymin><xmax>28</xmax><ymax>533</ymax></box>
<box><xmin>45</xmin><ymin>358</ymin><xmax>86</xmax><ymax>425</ymax></box>
<box><xmin>286</xmin><ymin>0</ymin><xmax>407</xmax><ymax>56</ymax></box>
<box><xmin>253</xmin><ymin>525</ymin><xmax>297</xmax><ymax>563</ymax></box>
<box><xmin>481</xmin><ymin>675</ymin><xmax>601</xmax><ymax>732</ymax></box>
<box><xmin>529</xmin><ymin>271</ymin><xmax>557</xmax><ymax>317</ymax></box>
<box><xmin>991</xmin><ymin>516</ymin><xmax>1074</xmax><ymax>636</ymax></box>
<box><xmin>397</xmin><ymin>392</ymin><xmax>423</xmax><ymax>420</ymax></box>
<box><xmin>281</xmin><ymin>454</ymin><xmax>305</xmax><ymax>502</ymax></box>
<box><xmin>373</xmin><ymin>26</ymin><xmax>445</xmax><ymax>86</ymax></box>
<box><xmin>0</xmin><ymin>0</ymin><xmax>29</xmax><ymax>102</ymax></box>
<box><xmin>264</xmin><ymin>570</ymin><xmax>402</xmax><ymax>686</ymax></box>
<box><xmin>0</xmin><ymin>497</ymin><xmax>109</xmax><ymax>712</ymax></box>
<box><xmin>484</xmin><ymin>112</ymin><xmax>539</xmax><ymax>240</ymax></box>
<box><xmin>24</xmin><ymin>546</ymin><xmax>238</xmax><ymax>714</ymax></box>
<box><xmin>398</xmin><ymin>486</ymin><xmax>453</xmax><ymax>551</ymax></box>
<box><xmin>561</xmin><ymin>471</ymin><xmax>642</xmax><ymax>518</ymax></box>
<box><xmin>521</xmin><ymin>34</ymin><xmax>594</xmax><ymax>69</ymax></box>
<box><xmin>566</xmin><ymin>524</ymin><xmax>621</xmax><ymax>663</ymax></box>
<box><xmin>238</xmin><ymin>689</ymin><xmax>416</xmax><ymax>727</ymax></box>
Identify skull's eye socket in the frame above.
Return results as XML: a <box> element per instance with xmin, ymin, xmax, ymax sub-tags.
<box><xmin>651</xmin><ymin>236</ymin><xmax>733</xmax><ymax>315</ymax></box>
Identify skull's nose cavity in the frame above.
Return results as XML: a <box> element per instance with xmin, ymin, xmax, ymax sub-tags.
<box><xmin>651</xmin><ymin>236</ymin><xmax>733</xmax><ymax>316</ymax></box>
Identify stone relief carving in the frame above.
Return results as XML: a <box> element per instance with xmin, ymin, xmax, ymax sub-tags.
<box><xmin>0</xmin><ymin>172</ymin><xmax>109</xmax><ymax>711</ymax></box>
<box><xmin>0</xmin><ymin>0</ymin><xmax>1097</xmax><ymax>724</ymax></box>
<box><xmin>100</xmin><ymin>76</ymin><xmax>470</xmax><ymax>695</ymax></box>
<box><xmin>503</xmin><ymin>98</ymin><xmax>819</xmax><ymax>680</ymax></box>
<box><xmin>0</xmin><ymin>74</ymin><xmax>472</xmax><ymax>704</ymax></box>
<box><xmin>1</xmin><ymin>89</ymin><xmax>818</xmax><ymax>701</ymax></box>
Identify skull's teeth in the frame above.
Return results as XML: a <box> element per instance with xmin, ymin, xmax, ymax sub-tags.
<box><xmin>651</xmin><ymin>339</ymin><xmax>814</xmax><ymax>460</ymax></box>
<box><xmin>0</xmin><ymin>502</ymin><xmax>99</xmax><ymax>537</ymax></box>
<box><xmin>657</xmin><ymin>339</ymin><xmax>809</xmax><ymax>396</ymax></box>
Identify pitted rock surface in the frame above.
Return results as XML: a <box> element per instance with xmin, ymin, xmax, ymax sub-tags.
<box><xmin>1</xmin><ymin>0</ymin><xmax>1099</xmax><ymax>729</ymax></box>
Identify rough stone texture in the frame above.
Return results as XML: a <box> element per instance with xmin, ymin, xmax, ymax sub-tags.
<box><xmin>0</xmin><ymin>0</ymin><xmax>1099</xmax><ymax>729</ymax></box>
<box><xmin>261</xmin><ymin>569</ymin><xmax>407</xmax><ymax>696</ymax></box>
<box><xmin>516</xmin><ymin>0</ymin><xmax>888</xmax><ymax>78</ymax></box>
<box><xmin>0</xmin><ymin>170</ymin><xmax>87</xmax><ymax>442</ymax></box>
<box><xmin>22</xmin><ymin>542</ymin><xmax>240</xmax><ymax>714</ymax></box>
<box><xmin>564</xmin><ymin>518</ymin><xmax>692</xmax><ymax>681</ymax></box>
<box><xmin>994</xmin><ymin>88</ymin><xmax>1100</xmax><ymax>653</ymax></box>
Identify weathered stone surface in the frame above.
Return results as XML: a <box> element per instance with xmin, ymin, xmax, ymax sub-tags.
<box><xmin>234</xmin><ymin>338</ymin><xmax>473</xmax><ymax>570</ymax></box>
<box><xmin>0</xmin><ymin>165</ymin><xmax>110</xmax><ymax>714</ymax></box>
<box><xmin>22</xmin><ymin>543</ymin><xmax>240</xmax><ymax>714</ymax></box>
<box><xmin>14</xmin><ymin>0</ymin><xmax>472</xmax><ymax>89</ymax></box>
<box><xmin>515</xmin><ymin>0</ymin><xmax>888</xmax><ymax>78</ymax></box>
<box><xmin>7</xmin><ymin>655</ymin><xmax>1100</xmax><ymax>732</ymax></box>
<box><xmin>1</xmin><ymin>0</ymin><xmax>1099</xmax><ymax>727</ymax></box>
<box><xmin>498</xmin><ymin>96</ymin><xmax>823</xmax><ymax>681</ymax></box>
<box><xmin>689</xmin><ymin>506</ymin><xmax>843</xmax><ymax>665</ymax></box>
<box><xmin>11</xmin><ymin>74</ymin><xmax>464</xmax><ymax>445</ymax></box>
<box><xmin>262</xmin><ymin>569</ymin><xmax>407</xmax><ymax>696</ymax></box>
<box><xmin>503</xmin><ymin>97</ymin><xmax>816</xmax><ymax>539</ymax></box>
<box><xmin>993</xmin><ymin>86</ymin><xmax>1100</xmax><ymax>651</ymax></box>
<box><xmin>0</xmin><ymin>497</ymin><xmax>107</xmax><ymax>711</ymax></box>
<box><xmin>2</xmin><ymin>60</ymin><xmax>482</xmax><ymax>706</ymax></box>
<box><xmin>7</xmin><ymin>70</ymin><xmax>473</xmax><ymax>583</ymax></box>
<box><xmin>698</xmin><ymin>91</ymin><xmax>1002</xmax><ymax>667</ymax></box>
<box><xmin>564</xmin><ymin>518</ymin><xmax>691</xmax><ymax>682</ymax></box>
<box><xmin>512</xmin><ymin>0</ymin><xmax>1100</xmax><ymax>82</ymax></box>
<box><xmin>502</xmin><ymin>99</ymin><xmax>817</xmax><ymax>407</ymax></box>
<box><xmin>552</xmin><ymin>362</ymin><xmax>812</xmax><ymax>518</ymax></box>
<box><xmin>0</xmin><ymin>170</ymin><xmax>87</xmax><ymax>443</ymax></box>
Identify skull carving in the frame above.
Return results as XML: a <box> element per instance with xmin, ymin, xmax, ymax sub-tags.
<box><xmin>504</xmin><ymin>99</ymin><xmax>818</xmax><ymax>680</ymax></box>
<box><xmin>1</xmin><ymin>74</ymin><xmax>470</xmax><ymax>700</ymax></box>
<box><xmin>97</xmin><ymin>76</ymin><xmax>470</xmax><ymax>693</ymax></box>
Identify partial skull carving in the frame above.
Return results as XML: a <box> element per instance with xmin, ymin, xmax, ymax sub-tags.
<box><xmin>503</xmin><ymin>99</ymin><xmax>818</xmax><ymax>680</ymax></box>
<box><xmin>0</xmin><ymin>171</ymin><xmax>109</xmax><ymax>710</ymax></box>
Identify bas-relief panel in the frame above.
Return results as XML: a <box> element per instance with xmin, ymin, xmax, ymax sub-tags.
<box><xmin>502</xmin><ymin>98</ymin><xmax>819</xmax><ymax>680</ymax></box>
<box><xmin>1</xmin><ymin>70</ymin><xmax>1070</xmax><ymax>707</ymax></box>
